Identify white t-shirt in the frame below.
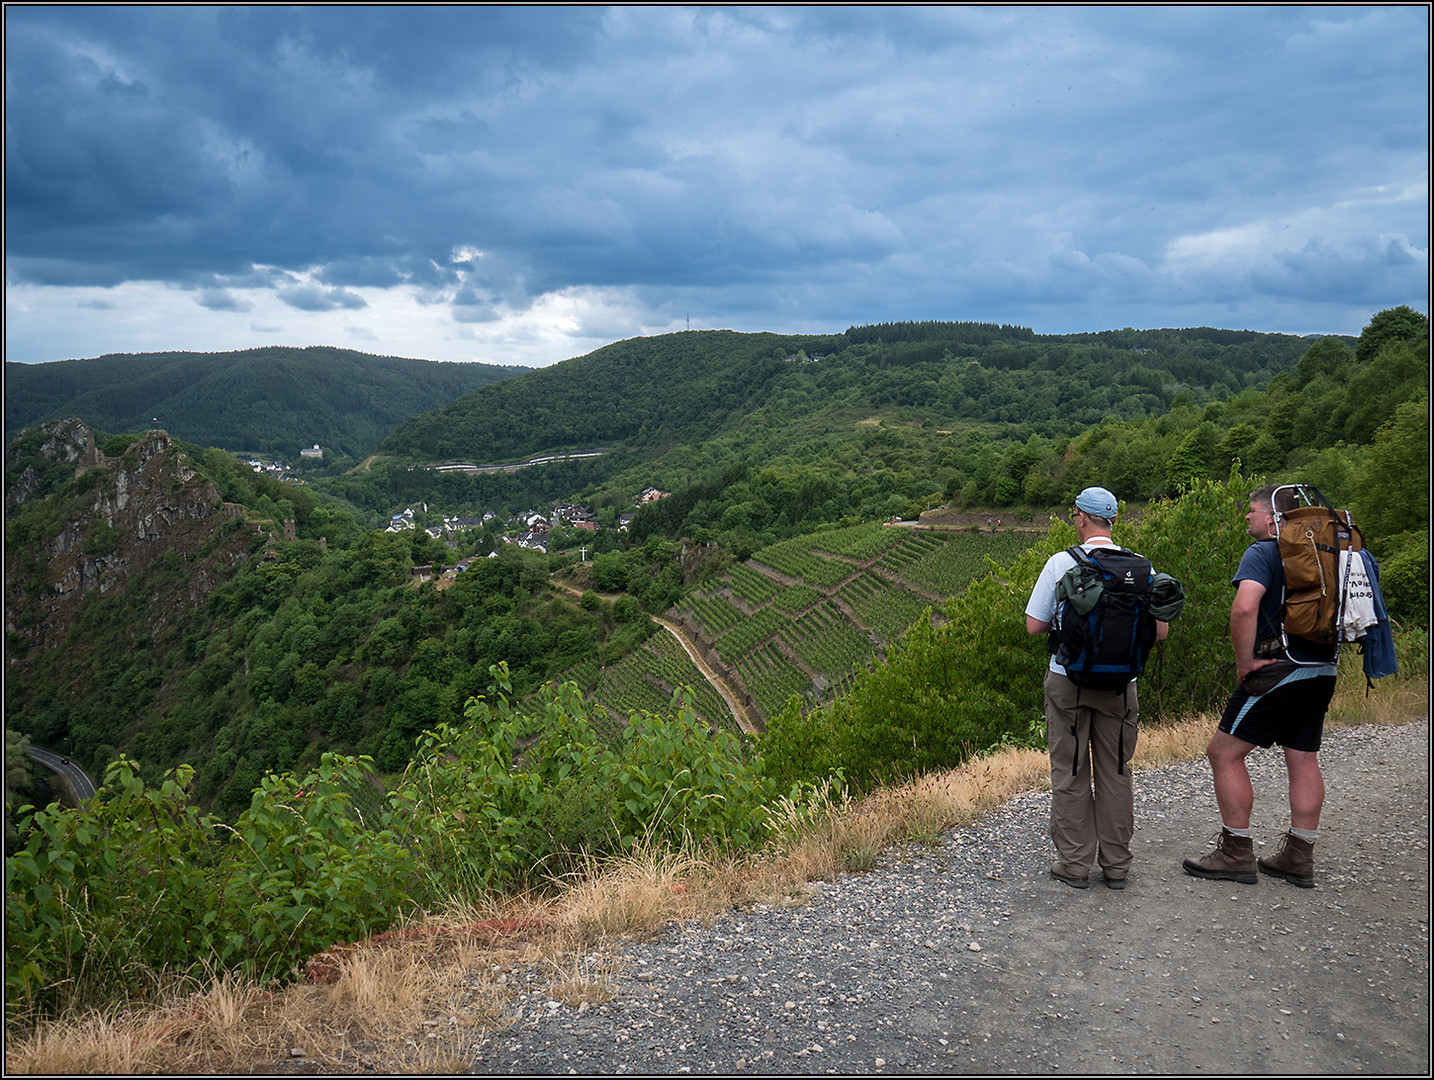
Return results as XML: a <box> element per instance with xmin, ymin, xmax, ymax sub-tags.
<box><xmin>1026</xmin><ymin>537</ymin><xmax>1119</xmax><ymax>676</ymax></box>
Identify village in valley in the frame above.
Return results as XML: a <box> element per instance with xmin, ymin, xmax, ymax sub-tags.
<box><xmin>381</xmin><ymin>485</ymin><xmax>672</xmax><ymax>582</ymax></box>
<box><xmin>242</xmin><ymin>445</ymin><xmax>673</xmax><ymax>577</ymax></box>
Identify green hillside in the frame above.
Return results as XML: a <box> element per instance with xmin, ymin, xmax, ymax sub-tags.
<box><xmin>5</xmin><ymin>308</ymin><xmax>1427</xmax><ymax>820</ymax></box>
<box><xmin>3</xmin><ymin>309</ymin><xmax>1429</xmax><ymax>1026</ymax></box>
<box><xmin>332</xmin><ymin>322</ymin><xmax>1316</xmax><ymax>531</ymax></box>
<box><xmin>378</xmin><ymin>321</ymin><xmax>1314</xmax><ymax>467</ymax></box>
<box><xmin>4</xmin><ymin>345</ymin><xmax>529</xmax><ymax>462</ymax></box>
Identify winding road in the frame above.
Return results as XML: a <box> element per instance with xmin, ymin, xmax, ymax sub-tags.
<box><xmin>650</xmin><ymin>614</ymin><xmax>757</xmax><ymax>734</ymax></box>
<box><xmin>26</xmin><ymin>745</ymin><xmax>97</xmax><ymax>806</ymax></box>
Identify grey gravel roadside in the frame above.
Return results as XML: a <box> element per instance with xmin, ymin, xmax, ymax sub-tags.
<box><xmin>468</xmin><ymin>719</ymin><xmax>1429</xmax><ymax>1075</ymax></box>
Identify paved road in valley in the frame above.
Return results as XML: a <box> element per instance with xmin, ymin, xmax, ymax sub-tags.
<box><xmin>26</xmin><ymin>745</ymin><xmax>98</xmax><ymax>805</ymax></box>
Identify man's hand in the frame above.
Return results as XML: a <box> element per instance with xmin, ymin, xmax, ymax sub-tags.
<box><xmin>1230</xmin><ymin>579</ymin><xmax>1273</xmax><ymax>682</ymax></box>
<box><xmin>1237</xmin><ymin>654</ymin><xmax>1279</xmax><ymax>683</ymax></box>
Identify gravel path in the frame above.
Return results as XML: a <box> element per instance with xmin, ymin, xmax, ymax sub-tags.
<box><xmin>470</xmin><ymin>720</ymin><xmax>1429</xmax><ymax>1075</ymax></box>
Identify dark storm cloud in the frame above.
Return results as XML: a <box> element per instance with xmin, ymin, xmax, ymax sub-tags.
<box><xmin>276</xmin><ymin>284</ymin><xmax>368</xmax><ymax>312</ymax></box>
<box><xmin>3</xmin><ymin>4</ymin><xmax>1427</xmax><ymax>367</ymax></box>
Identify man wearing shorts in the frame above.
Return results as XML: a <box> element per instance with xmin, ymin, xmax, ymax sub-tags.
<box><xmin>1182</xmin><ymin>485</ymin><xmax>1336</xmax><ymax>888</ymax></box>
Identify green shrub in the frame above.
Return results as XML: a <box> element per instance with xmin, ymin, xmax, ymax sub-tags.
<box><xmin>1121</xmin><ymin>475</ymin><xmax>1257</xmax><ymax>717</ymax></box>
<box><xmin>392</xmin><ymin>665</ymin><xmax>775</xmax><ymax>896</ymax></box>
<box><xmin>100</xmin><ymin>434</ymin><xmax>137</xmax><ymax>458</ymax></box>
<box><xmin>5</xmin><ymin>754</ymin><xmax>416</xmax><ymax>1017</ymax></box>
<box><xmin>1375</xmin><ymin>530</ymin><xmax>1429</xmax><ymax>628</ymax></box>
<box><xmin>81</xmin><ymin>522</ymin><xmax>124</xmax><ymax>556</ymax></box>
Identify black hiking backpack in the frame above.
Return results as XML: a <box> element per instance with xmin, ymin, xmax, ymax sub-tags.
<box><xmin>1048</xmin><ymin>546</ymin><xmax>1159</xmax><ymax>691</ymax></box>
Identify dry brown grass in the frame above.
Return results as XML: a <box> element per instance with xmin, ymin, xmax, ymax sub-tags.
<box><xmin>3</xmin><ymin>970</ymin><xmax>286</xmax><ymax>1075</ymax></box>
<box><xmin>8</xmin><ymin>666</ymin><xmax>1424</xmax><ymax>1075</ymax></box>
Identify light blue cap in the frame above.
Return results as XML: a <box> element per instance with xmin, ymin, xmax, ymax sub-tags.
<box><xmin>1075</xmin><ymin>486</ymin><xmax>1119</xmax><ymax>519</ymax></box>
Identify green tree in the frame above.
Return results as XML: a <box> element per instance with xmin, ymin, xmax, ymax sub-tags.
<box><xmin>1295</xmin><ymin>336</ymin><xmax>1354</xmax><ymax>387</ymax></box>
<box><xmin>1338</xmin><ymin>335</ymin><xmax>1429</xmax><ymax>445</ymax></box>
<box><xmin>5</xmin><ymin>729</ymin><xmax>36</xmax><ymax>845</ymax></box>
<box><xmin>1355</xmin><ymin>305</ymin><xmax>1429</xmax><ymax>364</ymax></box>
<box><xmin>1356</xmin><ymin>397</ymin><xmax>1430</xmax><ymax>539</ymax></box>
<box><xmin>1164</xmin><ymin>422</ymin><xmax>1221</xmax><ymax>493</ymax></box>
<box><xmin>1216</xmin><ymin>423</ymin><xmax>1260</xmax><ymax>469</ymax></box>
<box><xmin>1353</xmin><ymin>397</ymin><xmax>1430</xmax><ymax>626</ymax></box>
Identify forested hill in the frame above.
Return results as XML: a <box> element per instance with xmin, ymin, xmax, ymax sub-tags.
<box><xmin>342</xmin><ymin>321</ymin><xmax>1320</xmax><ymax>530</ymax></box>
<box><xmin>377</xmin><ymin>324</ymin><xmax>1315</xmax><ymax>468</ymax></box>
<box><xmin>378</xmin><ymin>330</ymin><xmax>834</xmax><ymax>463</ymax></box>
<box><xmin>4</xmin><ymin>346</ymin><xmax>529</xmax><ymax>462</ymax></box>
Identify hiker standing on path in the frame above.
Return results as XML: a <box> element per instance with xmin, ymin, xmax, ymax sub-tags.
<box><xmin>1182</xmin><ymin>485</ymin><xmax>1336</xmax><ymax>888</ymax></box>
<box><xmin>1025</xmin><ymin>487</ymin><xmax>1169</xmax><ymax>891</ymax></box>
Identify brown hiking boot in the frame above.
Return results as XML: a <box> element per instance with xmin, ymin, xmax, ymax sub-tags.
<box><xmin>1049</xmin><ymin>862</ymin><xmax>1090</xmax><ymax>889</ymax></box>
<box><xmin>1182</xmin><ymin>828</ymin><xmax>1257</xmax><ymax>884</ymax></box>
<box><xmin>1258</xmin><ymin>831</ymin><xmax>1316</xmax><ymax>888</ymax></box>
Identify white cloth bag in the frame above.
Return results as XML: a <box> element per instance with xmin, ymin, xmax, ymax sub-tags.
<box><xmin>1338</xmin><ymin>549</ymin><xmax>1379</xmax><ymax>642</ymax></box>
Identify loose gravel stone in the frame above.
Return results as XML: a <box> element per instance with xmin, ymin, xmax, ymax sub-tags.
<box><xmin>470</xmin><ymin>720</ymin><xmax>1429</xmax><ymax>1074</ymax></box>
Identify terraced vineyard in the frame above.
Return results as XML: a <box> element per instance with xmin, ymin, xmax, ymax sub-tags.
<box><xmin>725</xmin><ymin>561</ymin><xmax>782</xmax><ymax>606</ymax></box>
<box><xmin>776</xmin><ymin>600</ymin><xmax>874</xmax><ymax>685</ymax></box>
<box><xmin>838</xmin><ymin>571</ymin><xmax>933</xmax><ymax>643</ymax></box>
<box><xmin>771</xmin><ymin>583</ymin><xmax>824</xmax><ymax>614</ymax></box>
<box><xmin>713</xmin><ymin>607</ymin><xmax>791</xmax><ymax>663</ymax></box>
<box><xmin>733</xmin><ymin>642</ymin><xmax>810</xmax><ymax>719</ymax></box>
<box><xmin>805</xmin><ymin>522</ymin><xmax>910</xmax><ymax>561</ymax></box>
<box><xmin>672</xmin><ymin>526</ymin><xmax>1039</xmax><ymax>727</ymax></box>
<box><xmin>891</xmin><ymin>530</ymin><xmax>1036</xmax><ymax>596</ymax></box>
<box><xmin>746</xmin><ymin>534</ymin><xmax>856</xmax><ymax>586</ymax></box>
<box><xmin>684</xmin><ymin>593</ymin><xmax>744</xmax><ymax>637</ymax></box>
<box><xmin>558</xmin><ymin>628</ymin><xmax>740</xmax><ymax>738</ymax></box>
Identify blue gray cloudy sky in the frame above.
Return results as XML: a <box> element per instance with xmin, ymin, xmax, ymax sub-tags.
<box><xmin>5</xmin><ymin>5</ymin><xmax>1428</xmax><ymax>368</ymax></box>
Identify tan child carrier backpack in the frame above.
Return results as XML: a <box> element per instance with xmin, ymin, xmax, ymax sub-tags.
<box><xmin>1271</xmin><ymin>484</ymin><xmax>1363</xmax><ymax>656</ymax></box>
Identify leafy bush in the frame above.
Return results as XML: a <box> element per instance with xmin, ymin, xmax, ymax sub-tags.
<box><xmin>100</xmin><ymin>434</ymin><xmax>139</xmax><ymax>458</ymax></box>
<box><xmin>5</xmin><ymin>754</ymin><xmax>416</xmax><ymax>1016</ymax></box>
<box><xmin>1377</xmin><ymin>532</ymin><xmax>1429</xmax><ymax>628</ymax></box>
<box><xmin>392</xmin><ymin>665</ymin><xmax>774</xmax><ymax>896</ymax></box>
<box><xmin>1121</xmin><ymin>475</ymin><xmax>1257</xmax><ymax>717</ymax></box>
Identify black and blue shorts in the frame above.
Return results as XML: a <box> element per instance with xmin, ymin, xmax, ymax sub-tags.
<box><xmin>1219</xmin><ymin>666</ymin><xmax>1337</xmax><ymax>753</ymax></box>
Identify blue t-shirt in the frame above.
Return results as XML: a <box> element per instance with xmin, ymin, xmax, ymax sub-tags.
<box><xmin>1233</xmin><ymin>539</ymin><xmax>1337</xmax><ymax>664</ymax></box>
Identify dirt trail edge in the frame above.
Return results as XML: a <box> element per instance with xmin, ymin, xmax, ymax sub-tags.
<box><xmin>651</xmin><ymin>615</ymin><xmax>757</xmax><ymax>734</ymax></box>
<box><xmin>473</xmin><ymin>719</ymin><xmax>1429</xmax><ymax>1075</ymax></box>
<box><xmin>553</xmin><ymin>581</ymin><xmax>757</xmax><ymax>734</ymax></box>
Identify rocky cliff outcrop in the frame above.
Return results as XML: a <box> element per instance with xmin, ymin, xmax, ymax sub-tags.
<box><xmin>5</xmin><ymin>419</ymin><xmax>254</xmax><ymax>655</ymax></box>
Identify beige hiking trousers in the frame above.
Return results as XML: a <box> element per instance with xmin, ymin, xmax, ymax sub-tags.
<box><xmin>1044</xmin><ymin>669</ymin><xmax>1139</xmax><ymax>876</ymax></box>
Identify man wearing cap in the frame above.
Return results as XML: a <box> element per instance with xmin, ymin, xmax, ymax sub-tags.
<box><xmin>1025</xmin><ymin>487</ymin><xmax>1169</xmax><ymax>890</ymax></box>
